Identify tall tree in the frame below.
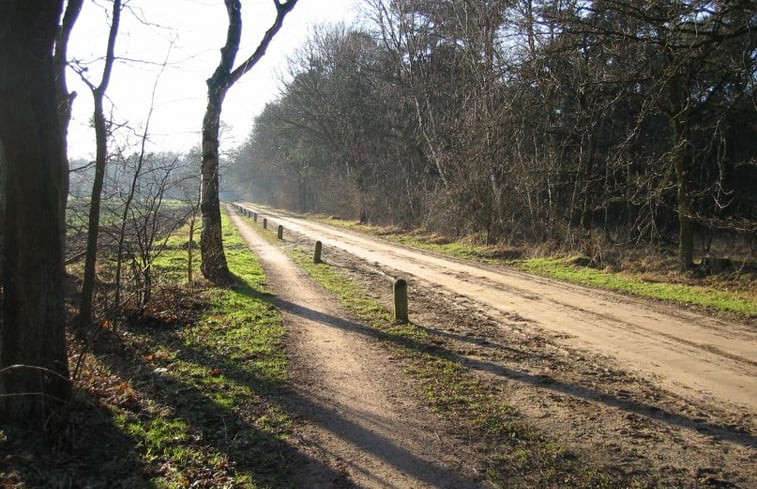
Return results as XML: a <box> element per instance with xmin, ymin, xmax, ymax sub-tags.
<box><xmin>75</xmin><ymin>0</ymin><xmax>122</xmax><ymax>328</ymax></box>
<box><xmin>200</xmin><ymin>0</ymin><xmax>298</xmax><ymax>284</ymax></box>
<box><xmin>0</xmin><ymin>0</ymin><xmax>71</xmax><ymax>423</ymax></box>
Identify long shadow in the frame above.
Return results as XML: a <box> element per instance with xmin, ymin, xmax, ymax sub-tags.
<box><xmin>157</xmin><ymin>323</ymin><xmax>484</xmax><ymax>489</ymax></box>
<box><xmin>264</xmin><ymin>296</ymin><xmax>757</xmax><ymax>450</ymax></box>
<box><xmin>96</xmin><ymin>324</ymin><xmax>351</xmax><ymax>488</ymax></box>
<box><xmin>0</xmin><ymin>388</ymin><xmax>151</xmax><ymax>488</ymax></box>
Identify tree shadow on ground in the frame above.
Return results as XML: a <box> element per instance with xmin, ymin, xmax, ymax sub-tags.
<box><xmin>0</xmin><ymin>392</ymin><xmax>151</xmax><ymax>488</ymax></box>
<box><xmin>270</xmin><ymin>297</ymin><xmax>757</xmax><ymax>450</ymax></box>
<box><xmin>95</xmin><ymin>317</ymin><xmax>350</xmax><ymax>488</ymax></box>
<box><xmin>159</xmin><ymin>321</ymin><xmax>483</xmax><ymax>489</ymax></box>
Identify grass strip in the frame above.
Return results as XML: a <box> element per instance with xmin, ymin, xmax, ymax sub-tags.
<box><xmin>516</xmin><ymin>257</ymin><xmax>756</xmax><ymax>316</ymax></box>
<box><xmin>313</xmin><ymin>216</ymin><xmax>756</xmax><ymax>317</ymax></box>
<box><xmin>104</xmin><ymin>208</ymin><xmax>292</xmax><ymax>488</ymax></box>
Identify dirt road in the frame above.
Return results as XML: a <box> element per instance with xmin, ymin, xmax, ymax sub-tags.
<box><xmin>238</xmin><ymin>204</ymin><xmax>756</xmax><ymax>414</ymax></box>
<box><xmin>228</xmin><ymin>207</ymin><xmax>487</xmax><ymax>488</ymax></box>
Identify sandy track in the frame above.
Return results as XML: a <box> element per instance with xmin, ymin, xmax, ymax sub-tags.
<box><xmin>239</xmin><ymin>204</ymin><xmax>756</xmax><ymax>414</ymax></box>
<box><xmin>228</xmin><ymin>207</ymin><xmax>486</xmax><ymax>489</ymax></box>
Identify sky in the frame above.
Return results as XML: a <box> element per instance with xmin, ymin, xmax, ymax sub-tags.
<box><xmin>66</xmin><ymin>0</ymin><xmax>363</xmax><ymax>160</ymax></box>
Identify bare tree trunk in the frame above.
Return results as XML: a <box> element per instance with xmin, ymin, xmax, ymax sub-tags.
<box><xmin>200</xmin><ymin>0</ymin><xmax>298</xmax><ymax>284</ymax></box>
<box><xmin>78</xmin><ymin>96</ymin><xmax>108</xmax><ymax>328</ymax></box>
<box><xmin>670</xmin><ymin>77</ymin><xmax>695</xmax><ymax>271</ymax></box>
<box><xmin>201</xmin><ymin>94</ymin><xmax>232</xmax><ymax>284</ymax></box>
<box><xmin>0</xmin><ymin>0</ymin><xmax>71</xmax><ymax>424</ymax></box>
<box><xmin>77</xmin><ymin>0</ymin><xmax>121</xmax><ymax>329</ymax></box>
<box><xmin>673</xmin><ymin>130</ymin><xmax>695</xmax><ymax>271</ymax></box>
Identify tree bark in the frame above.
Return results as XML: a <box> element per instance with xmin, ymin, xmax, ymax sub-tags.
<box><xmin>200</xmin><ymin>0</ymin><xmax>298</xmax><ymax>284</ymax></box>
<box><xmin>0</xmin><ymin>0</ymin><xmax>71</xmax><ymax>423</ymax></box>
<box><xmin>54</xmin><ymin>0</ymin><xmax>84</xmax><ymax>241</ymax></box>
<box><xmin>77</xmin><ymin>0</ymin><xmax>121</xmax><ymax>328</ymax></box>
<box><xmin>201</xmin><ymin>92</ymin><xmax>232</xmax><ymax>284</ymax></box>
<box><xmin>670</xmin><ymin>76</ymin><xmax>695</xmax><ymax>271</ymax></box>
<box><xmin>673</xmin><ymin>129</ymin><xmax>695</xmax><ymax>271</ymax></box>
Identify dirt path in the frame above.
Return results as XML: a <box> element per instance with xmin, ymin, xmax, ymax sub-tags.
<box><xmin>239</xmin><ymin>204</ymin><xmax>756</xmax><ymax>414</ymax></box>
<box><xmin>228</xmin><ymin>207</ymin><xmax>487</xmax><ymax>489</ymax></box>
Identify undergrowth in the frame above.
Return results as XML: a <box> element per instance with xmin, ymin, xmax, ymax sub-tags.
<box><xmin>1</xmin><ymin>208</ymin><xmax>294</xmax><ymax>489</ymax></box>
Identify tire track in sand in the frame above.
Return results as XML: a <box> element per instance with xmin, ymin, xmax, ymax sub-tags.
<box><xmin>228</xmin><ymin>206</ymin><xmax>486</xmax><ymax>489</ymax></box>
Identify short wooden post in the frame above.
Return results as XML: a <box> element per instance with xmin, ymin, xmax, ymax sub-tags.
<box><xmin>313</xmin><ymin>240</ymin><xmax>322</xmax><ymax>263</ymax></box>
<box><xmin>253</xmin><ymin>213</ymin><xmax>258</xmax><ymax>222</ymax></box>
<box><xmin>393</xmin><ymin>278</ymin><xmax>408</xmax><ymax>323</ymax></box>
<box><xmin>277</xmin><ymin>225</ymin><xmax>283</xmax><ymax>240</ymax></box>
<box><xmin>263</xmin><ymin>218</ymin><xmax>267</xmax><ymax>229</ymax></box>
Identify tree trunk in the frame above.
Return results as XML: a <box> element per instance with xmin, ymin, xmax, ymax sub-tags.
<box><xmin>200</xmin><ymin>93</ymin><xmax>232</xmax><ymax>284</ymax></box>
<box><xmin>0</xmin><ymin>0</ymin><xmax>71</xmax><ymax>423</ymax></box>
<box><xmin>77</xmin><ymin>0</ymin><xmax>121</xmax><ymax>328</ymax></box>
<box><xmin>199</xmin><ymin>0</ymin><xmax>298</xmax><ymax>285</ymax></box>
<box><xmin>78</xmin><ymin>96</ymin><xmax>108</xmax><ymax>328</ymax></box>
<box><xmin>53</xmin><ymin>0</ymin><xmax>83</xmax><ymax>244</ymax></box>
<box><xmin>670</xmin><ymin>77</ymin><xmax>695</xmax><ymax>271</ymax></box>
<box><xmin>673</xmin><ymin>136</ymin><xmax>695</xmax><ymax>271</ymax></box>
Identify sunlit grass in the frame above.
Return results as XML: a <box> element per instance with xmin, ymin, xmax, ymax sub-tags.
<box><xmin>516</xmin><ymin>257</ymin><xmax>757</xmax><ymax>316</ymax></box>
<box><xmin>106</xmin><ymin>207</ymin><xmax>292</xmax><ymax>488</ymax></box>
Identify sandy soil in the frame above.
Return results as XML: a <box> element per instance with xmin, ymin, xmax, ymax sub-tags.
<box><xmin>243</xmin><ymin>205</ymin><xmax>756</xmax><ymax>413</ymax></box>
<box><xmin>229</xmin><ymin>207</ymin><xmax>489</xmax><ymax>489</ymax></box>
<box><xmin>233</xmin><ymin>203</ymin><xmax>756</xmax><ymax>488</ymax></box>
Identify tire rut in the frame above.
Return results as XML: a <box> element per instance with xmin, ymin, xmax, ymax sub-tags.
<box><xmin>228</xmin><ymin>206</ymin><xmax>486</xmax><ymax>489</ymax></box>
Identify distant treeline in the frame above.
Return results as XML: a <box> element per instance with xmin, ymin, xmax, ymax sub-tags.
<box><xmin>228</xmin><ymin>0</ymin><xmax>757</xmax><ymax>268</ymax></box>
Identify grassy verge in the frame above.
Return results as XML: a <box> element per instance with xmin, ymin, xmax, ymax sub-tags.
<box><xmin>313</xmin><ymin>216</ymin><xmax>756</xmax><ymax>317</ymax></box>
<box><xmin>1</xmin><ymin>208</ymin><xmax>294</xmax><ymax>489</ymax></box>
<box><xmin>108</xmin><ymin>208</ymin><xmax>292</xmax><ymax>488</ymax></box>
<box><xmin>517</xmin><ymin>257</ymin><xmax>756</xmax><ymax>316</ymax></box>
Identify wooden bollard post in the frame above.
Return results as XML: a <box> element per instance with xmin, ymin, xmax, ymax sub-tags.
<box><xmin>313</xmin><ymin>240</ymin><xmax>322</xmax><ymax>263</ymax></box>
<box><xmin>393</xmin><ymin>278</ymin><xmax>408</xmax><ymax>323</ymax></box>
<box><xmin>277</xmin><ymin>225</ymin><xmax>283</xmax><ymax>240</ymax></box>
<box><xmin>263</xmin><ymin>218</ymin><xmax>267</xmax><ymax>229</ymax></box>
<box><xmin>253</xmin><ymin>213</ymin><xmax>258</xmax><ymax>222</ymax></box>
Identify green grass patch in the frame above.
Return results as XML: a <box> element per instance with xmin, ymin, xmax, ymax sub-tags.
<box><xmin>97</xmin><ymin>208</ymin><xmax>292</xmax><ymax>488</ymax></box>
<box><xmin>517</xmin><ymin>256</ymin><xmax>757</xmax><ymax>316</ymax></box>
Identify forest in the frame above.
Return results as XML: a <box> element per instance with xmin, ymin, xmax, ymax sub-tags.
<box><xmin>229</xmin><ymin>0</ymin><xmax>757</xmax><ymax>270</ymax></box>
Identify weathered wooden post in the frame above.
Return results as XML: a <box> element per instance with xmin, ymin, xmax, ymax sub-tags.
<box><xmin>253</xmin><ymin>213</ymin><xmax>258</xmax><ymax>222</ymax></box>
<box><xmin>263</xmin><ymin>218</ymin><xmax>267</xmax><ymax>229</ymax></box>
<box><xmin>313</xmin><ymin>240</ymin><xmax>322</xmax><ymax>263</ymax></box>
<box><xmin>393</xmin><ymin>278</ymin><xmax>408</xmax><ymax>323</ymax></box>
<box><xmin>277</xmin><ymin>225</ymin><xmax>283</xmax><ymax>240</ymax></box>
